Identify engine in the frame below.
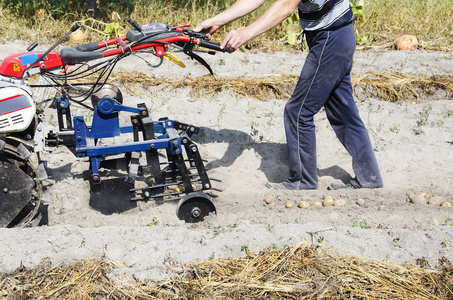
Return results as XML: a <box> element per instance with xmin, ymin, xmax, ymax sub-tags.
<box><xmin>0</xmin><ymin>86</ymin><xmax>36</xmax><ymax>134</ymax></box>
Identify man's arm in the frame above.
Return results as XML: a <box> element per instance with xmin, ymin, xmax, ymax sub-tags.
<box><xmin>222</xmin><ymin>0</ymin><xmax>300</xmax><ymax>52</ymax></box>
<box><xmin>194</xmin><ymin>0</ymin><xmax>266</xmax><ymax>38</ymax></box>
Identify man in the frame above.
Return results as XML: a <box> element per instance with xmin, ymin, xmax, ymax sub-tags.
<box><xmin>195</xmin><ymin>0</ymin><xmax>383</xmax><ymax>190</ymax></box>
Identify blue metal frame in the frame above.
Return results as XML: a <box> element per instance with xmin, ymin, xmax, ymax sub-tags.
<box><xmin>72</xmin><ymin>97</ymin><xmax>183</xmax><ymax>177</ymax></box>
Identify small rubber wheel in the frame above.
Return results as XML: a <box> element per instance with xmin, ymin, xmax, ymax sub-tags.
<box><xmin>177</xmin><ymin>192</ymin><xmax>216</xmax><ymax>223</ymax></box>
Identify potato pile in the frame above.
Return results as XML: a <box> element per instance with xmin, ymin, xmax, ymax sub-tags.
<box><xmin>264</xmin><ymin>195</ymin><xmax>352</xmax><ymax>209</ymax></box>
<box><xmin>406</xmin><ymin>192</ymin><xmax>452</xmax><ymax>208</ymax></box>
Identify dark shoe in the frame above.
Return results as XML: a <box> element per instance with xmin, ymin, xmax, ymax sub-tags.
<box><xmin>327</xmin><ymin>183</ymin><xmax>355</xmax><ymax>190</ymax></box>
<box><xmin>265</xmin><ymin>182</ymin><xmax>291</xmax><ymax>190</ymax></box>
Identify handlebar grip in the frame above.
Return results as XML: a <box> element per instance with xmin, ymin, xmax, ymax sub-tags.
<box><xmin>27</xmin><ymin>42</ymin><xmax>38</xmax><ymax>52</ymax></box>
<box><xmin>199</xmin><ymin>40</ymin><xmax>225</xmax><ymax>52</ymax></box>
<box><xmin>71</xmin><ymin>22</ymin><xmax>82</xmax><ymax>32</ymax></box>
<box><xmin>127</xmin><ymin>18</ymin><xmax>143</xmax><ymax>33</ymax></box>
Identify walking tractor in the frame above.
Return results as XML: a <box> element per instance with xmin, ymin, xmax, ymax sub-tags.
<box><xmin>0</xmin><ymin>20</ymin><xmax>225</xmax><ymax>227</ymax></box>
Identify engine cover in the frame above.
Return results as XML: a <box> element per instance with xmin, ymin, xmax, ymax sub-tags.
<box><xmin>0</xmin><ymin>50</ymin><xmax>62</xmax><ymax>78</ymax></box>
<box><xmin>0</xmin><ymin>86</ymin><xmax>36</xmax><ymax>133</ymax></box>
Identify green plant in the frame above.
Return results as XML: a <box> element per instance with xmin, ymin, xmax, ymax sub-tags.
<box><xmin>393</xmin><ymin>237</ymin><xmax>400</xmax><ymax>243</ymax></box>
<box><xmin>350</xmin><ymin>0</ymin><xmax>365</xmax><ymax>20</ymax></box>
<box><xmin>390</xmin><ymin>123</ymin><xmax>400</xmax><ymax>133</ymax></box>
<box><xmin>317</xmin><ymin>234</ymin><xmax>325</xmax><ymax>244</ymax></box>
<box><xmin>360</xmin><ymin>219</ymin><xmax>368</xmax><ymax>229</ymax></box>
<box><xmin>417</xmin><ymin>104</ymin><xmax>432</xmax><ymax>127</ymax></box>
<box><xmin>351</xmin><ymin>217</ymin><xmax>368</xmax><ymax>228</ymax></box>
<box><xmin>241</xmin><ymin>245</ymin><xmax>250</xmax><ymax>255</ymax></box>
<box><xmin>250</xmin><ymin>121</ymin><xmax>264</xmax><ymax>142</ymax></box>
<box><xmin>443</xmin><ymin>215</ymin><xmax>453</xmax><ymax>226</ymax></box>
<box><xmin>437</xmin><ymin>110</ymin><xmax>453</xmax><ymax>127</ymax></box>
<box><xmin>149</xmin><ymin>217</ymin><xmax>159</xmax><ymax>227</ymax></box>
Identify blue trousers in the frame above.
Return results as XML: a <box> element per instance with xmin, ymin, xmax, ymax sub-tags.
<box><xmin>283</xmin><ymin>22</ymin><xmax>383</xmax><ymax>190</ymax></box>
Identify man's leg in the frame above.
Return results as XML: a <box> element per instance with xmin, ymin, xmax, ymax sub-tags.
<box><xmin>324</xmin><ymin>75</ymin><xmax>383</xmax><ymax>188</ymax></box>
<box><xmin>323</xmin><ymin>24</ymin><xmax>383</xmax><ymax>189</ymax></box>
<box><xmin>282</xmin><ymin>29</ymin><xmax>345</xmax><ymax>190</ymax></box>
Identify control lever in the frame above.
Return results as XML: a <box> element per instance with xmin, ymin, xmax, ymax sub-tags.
<box><xmin>127</xmin><ymin>18</ymin><xmax>144</xmax><ymax>36</ymax></box>
<box><xmin>24</xmin><ymin>22</ymin><xmax>82</xmax><ymax>75</ymax></box>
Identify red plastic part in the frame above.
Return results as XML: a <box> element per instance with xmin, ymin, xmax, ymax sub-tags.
<box><xmin>0</xmin><ymin>50</ymin><xmax>62</xmax><ymax>78</ymax></box>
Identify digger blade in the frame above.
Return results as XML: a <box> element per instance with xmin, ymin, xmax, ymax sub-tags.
<box><xmin>0</xmin><ymin>161</ymin><xmax>35</xmax><ymax>227</ymax></box>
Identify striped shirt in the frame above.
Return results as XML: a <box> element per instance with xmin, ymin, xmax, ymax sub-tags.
<box><xmin>298</xmin><ymin>0</ymin><xmax>354</xmax><ymax>31</ymax></box>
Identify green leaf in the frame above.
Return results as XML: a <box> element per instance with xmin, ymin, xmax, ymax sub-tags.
<box><xmin>287</xmin><ymin>32</ymin><xmax>298</xmax><ymax>45</ymax></box>
<box><xmin>356</xmin><ymin>35</ymin><xmax>368</xmax><ymax>45</ymax></box>
<box><xmin>104</xmin><ymin>22</ymin><xmax>120</xmax><ymax>36</ymax></box>
<box><xmin>285</xmin><ymin>11</ymin><xmax>299</xmax><ymax>25</ymax></box>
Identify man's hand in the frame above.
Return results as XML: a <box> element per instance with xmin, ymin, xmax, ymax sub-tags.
<box><xmin>221</xmin><ymin>28</ymin><xmax>251</xmax><ymax>53</ymax></box>
<box><xmin>194</xmin><ymin>19</ymin><xmax>220</xmax><ymax>40</ymax></box>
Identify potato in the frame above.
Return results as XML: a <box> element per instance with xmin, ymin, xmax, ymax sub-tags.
<box><xmin>298</xmin><ymin>201</ymin><xmax>310</xmax><ymax>209</ymax></box>
<box><xmin>313</xmin><ymin>201</ymin><xmax>322</xmax><ymax>207</ymax></box>
<box><xmin>396</xmin><ymin>35</ymin><xmax>418</xmax><ymax>50</ymax></box>
<box><xmin>264</xmin><ymin>195</ymin><xmax>273</xmax><ymax>204</ymax></box>
<box><xmin>285</xmin><ymin>201</ymin><xmax>294</xmax><ymax>209</ymax></box>
<box><xmin>441</xmin><ymin>202</ymin><xmax>452</xmax><ymax>209</ymax></box>
<box><xmin>70</xmin><ymin>29</ymin><xmax>85</xmax><ymax>42</ymax></box>
<box><xmin>428</xmin><ymin>196</ymin><xmax>442</xmax><ymax>206</ymax></box>
<box><xmin>334</xmin><ymin>199</ymin><xmax>347</xmax><ymax>207</ymax></box>
<box><xmin>411</xmin><ymin>195</ymin><xmax>427</xmax><ymax>205</ymax></box>
<box><xmin>168</xmin><ymin>185</ymin><xmax>183</xmax><ymax>192</ymax></box>
<box><xmin>420</xmin><ymin>192</ymin><xmax>430</xmax><ymax>200</ymax></box>
<box><xmin>323</xmin><ymin>196</ymin><xmax>334</xmax><ymax>207</ymax></box>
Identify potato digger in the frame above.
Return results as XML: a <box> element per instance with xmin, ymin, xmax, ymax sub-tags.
<box><xmin>0</xmin><ymin>20</ymin><xmax>224</xmax><ymax>227</ymax></box>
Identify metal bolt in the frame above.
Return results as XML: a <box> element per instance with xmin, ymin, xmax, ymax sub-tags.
<box><xmin>141</xmin><ymin>110</ymin><xmax>147</xmax><ymax>116</ymax></box>
<box><xmin>144</xmin><ymin>191</ymin><xmax>150</xmax><ymax>198</ymax></box>
<box><xmin>190</xmin><ymin>127</ymin><xmax>195</xmax><ymax>132</ymax></box>
<box><xmin>158</xmin><ymin>51</ymin><xmax>162</xmax><ymax>55</ymax></box>
<box><xmin>204</xmin><ymin>183</ymin><xmax>211</xmax><ymax>189</ymax></box>
<box><xmin>191</xmin><ymin>162</ymin><xmax>195</xmax><ymax>167</ymax></box>
<box><xmin>191</xmin><ymin>207</ymin><xmax>201</xmax><ymax>218</ymax></box>
<box><xmin>93</xmin><ymin>176</ymin><xmax>100</xmax><ymax>182</ymax></box>
<box><xmin>150</xmin><ymin>144</ymin><xmax>155</xmax><ymax>149</ymax></box>
<box><xmin>167</xmin><ymin>121</ymin><xmax>172</xmax><ymax>127</ymax></box>
<box><xmin>37</xmin><ymin>127</ymin><xmax>42</xmax><ymax>132</ymax></box>
<box><xmin>175</xmin><ymin>149</ymin><xmax>181</xmax><ymax>155</ymax></box>
<box><xmin>77</xmin><ymin>136</ymin><xmax>82</xmax><ymax>142</ymax></box>
<box><xmin>182</xmin><ymin>138</ymin><xmax>187</xmax><ymax>144</ymax></box>
<box><xmin>3</xmin><ymin>188</ymin><xmax>8</xmax><ymax>193</ymax></box>
<box><xmin>132</xmin><ymin>119</ymin><xmax>138</xmax><ymax>124</ymax></box>
<box><xmin>191</xmin><ymin>146</ymin><xmax>197</xmax><ymax>153</ymax></box>
<box><xmin>173</xmin><ymin>141</ymin><xmax>179</xmax><ymax>147</ymax></box>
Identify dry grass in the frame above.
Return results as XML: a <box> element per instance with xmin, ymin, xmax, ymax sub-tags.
<box><xmin>0</xmin><ymin>0</ymin><xmax>451</xmax><ymax>51</ymax></box>
<box><xmin>1</xmin><ymin>242</ymin><xmax>452</xmax><ymax>299</ymax></box>
<box><xmin>352</xmin><ymin>71</ymin><xmax>453</xmax><ymax>102</ymax></box>
<box><xmin>99</xmin><ymin>70</ymin><xmax>453</xmax><ymax>103</ymax></box>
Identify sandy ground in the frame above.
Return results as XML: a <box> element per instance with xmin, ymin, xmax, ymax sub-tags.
<box><xmin>1</xmin><ymin>41</ymin><xmax>453</xmax><ymax>283</ymax></box>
